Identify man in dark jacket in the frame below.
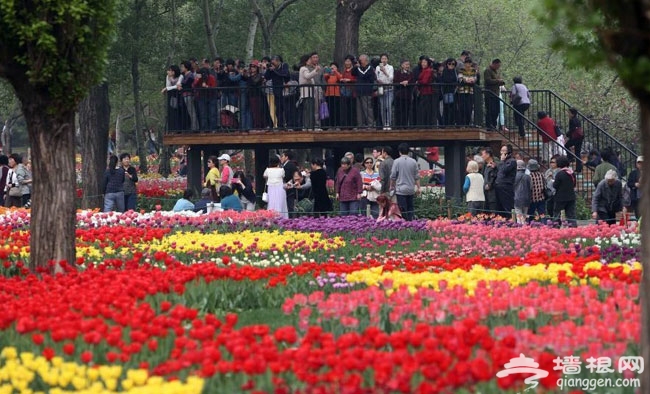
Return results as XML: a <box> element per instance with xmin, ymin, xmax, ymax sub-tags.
<box><xmin>495</xmin><ymin>145</ymin><xmax>516</xmax><ymax>218</ymax></box>
<box><xmin>264</xmin><ymin>55</ymin><xmax>290</xmax><ymax>128</ymax></box>
<box><xmin>483</xmin><ymin>59</ymin><xmax>505</xmax><ymax>130</ymax></box>
<box><xmin>592</xmin><ymin>169</ymin><xmax>623</xmax><ymax>225</ymax></box>
<box><xmin>552</xmin><ymin>156</ymin><xmax>577</xmax><ymax>227</ymax></box>
<box><xmin>480</xmin><ymin>147</ymin><xmax>498</xmax><ymax>214</ymax></box>
<box><xmin>352</xmin><ymin>54</ymin><xmax>376</xmax><ymax>129</ymax></box>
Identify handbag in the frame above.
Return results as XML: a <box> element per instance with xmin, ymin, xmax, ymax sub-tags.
<box><xmin>443</xmin><ymin>93</ymin><xmax>455</xmax><ymax>104</ymax></box>
<box><xmin>7</xmin><ymin>171</ymin><xmax>21</xmax><ymax>197</ymax></box>
<box><xmin>261</xmin><ymin>184</ymin><xmax>269</xmax><ymax>203</ymax></box>
<box><xmin>512</xmin><ymin>84</ymin><xmax>522</xmax><ymax>105</ymax></box>
<box><xmin>319</xmin><ymin>101</ymin><xmax>330</xmax><ymax>120</ymax></box>
<box><xmin>8</xmin><ymin>186</ymin><xmax>21</xmax><ymax>197</ymax></box>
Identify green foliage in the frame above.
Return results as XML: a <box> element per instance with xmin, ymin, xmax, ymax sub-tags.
<box><xmin>0</xmin><ymin>0</ymin><xmax>117</xmax><ymax>112</ymax></box>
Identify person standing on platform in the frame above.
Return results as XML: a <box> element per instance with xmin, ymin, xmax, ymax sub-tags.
<box><xmin>483</xmin><ymin>59</ymin><xmax>505</xmax><ymax>130</ymax></box>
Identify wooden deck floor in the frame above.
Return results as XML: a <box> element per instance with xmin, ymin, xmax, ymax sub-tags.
<box><xmin>163</xmin><ymin>128</ymin><xmax>506</xmax><ymax>148</ymax></box>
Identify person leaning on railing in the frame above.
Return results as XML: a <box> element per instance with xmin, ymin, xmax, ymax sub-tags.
<box><xmin>457</xmin><ymin>58</ymin><xmax>477</xmax><ymax>127</ymax></box>
<box><xmin>339</xmin><ymin>55</ymin><xmax>357</xmax><ymax>129</ymax></box>
<box><xmin>394</xmin><ymin>59</ymin><xmax>414</xmax><ymax>128</ymax></box>
<box><xmin>323</xmin><ymin>62</ymin><xmax>342</xmax><ymax>130</ymax></box>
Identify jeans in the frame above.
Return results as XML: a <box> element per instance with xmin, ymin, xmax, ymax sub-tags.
<box><xmin>457</xmin><ymin>94</ymin><xmax>474</xmax><ymax>126</ymax></box>
<box><xmin>396</xmin><ymin>194</ymin><xmax>415</xmax><ymax>221</ymax></box>
<box><xmin>124</xmin><ymin>193</ymin><xmax>137</xmax><ymax>211</ymax></box>
<box><xmin>104</xmin><ymin>191</ymin><xmax>125</xmax><ymax>213</ymax></box>
<box><xmin>339</xmin><ymin>200</ymin><xmax>360</xmax><ymax>216</ymax></box>
<box><xmin>360</xmin><ymin>198</ymin><xmax>379</xmax><ymax>218</ymax></box>
<box><xmin>468</xmin><ymin>201</ymin><xmax>484</xmax><ymax>216</ymax></box>
<box><xmin>379</xmin><ymin>88</ymin><xmax>393</xmax><ymax>128</ymax></box>
<box><xmin>302</xmin><ymin>97</ymin><xmax>315</xmax><ymax>129</ymax></box>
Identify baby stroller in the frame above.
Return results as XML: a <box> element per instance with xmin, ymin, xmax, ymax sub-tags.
<box><xmin>220</xmin><ymin>105</ymin><xmax>240</xmax><ymax>131</ymax></box>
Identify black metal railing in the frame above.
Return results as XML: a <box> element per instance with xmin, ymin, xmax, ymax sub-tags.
<box><xmin>484</xmin><ymin>91</ymin><xmax>593</xmax><ymax>199</ymax></box>
<box><xmin>163</xmin><ymin>83</ymin><xmax>488</xmax><ymax>133</ymax></box>
<box><xmin>527</xmin><ymin>90</ymin><xmax>638</xmax><ymax>178</ymax></box>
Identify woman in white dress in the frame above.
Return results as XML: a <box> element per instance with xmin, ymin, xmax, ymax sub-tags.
<box><xmin>263</xmin><ymin>156</ymin><xmax>288</xmax><ymax>218</ymax></box>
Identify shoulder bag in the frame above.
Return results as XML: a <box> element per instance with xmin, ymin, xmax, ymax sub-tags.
<box><xmin>7</xmin><ymin>170</ymin><xmax>21</xmax><ymax>197</ymax></box>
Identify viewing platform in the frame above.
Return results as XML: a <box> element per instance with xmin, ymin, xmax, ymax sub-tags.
<box><xmin>162</xmin><ymin>127</ymin><xmax>505</xmax><ymax>148</ymax></box>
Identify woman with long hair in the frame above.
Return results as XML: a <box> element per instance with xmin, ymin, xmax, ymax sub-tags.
<box><xmin>161</xmin><ymin>64</ymin><xmax>183</xmax><ymax>131</ymax></box>
<box><xmin>232</xmin><ymin>170</ymin><xmax>256</xmax><ymax>211</ymax></box>
<box><xmin>376</xmin><ymin>194</ymin><xmax>403</xmax><ymax>222</ymax></box>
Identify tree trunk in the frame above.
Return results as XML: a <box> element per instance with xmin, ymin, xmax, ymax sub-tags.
<box><xmin>78</xmin><ymin>83</ymin><xmax>110</xmax><ymax>210</ymax></box>
<box><xmin>22</xmin><ymin>102</ymin><xmax>76</xmax><ymax>271</ymax></box>
<box><xmin>245</xmin><ymin>13</ymin><xmax>259</xmax><ymax>62</ymax></box>
<box><xmin>131</xmin><ymin>0</ymin><xmax>148</xmax><ymax>174</ymax></box>
<box><xmin>202</xmin><ymin>0</ymin><xmax>218</xmax><ymax>59</ymax></box>
<box><xmin>640</xmin><ymin>100</ymin><xmax>650</xmax><ymax>393</ymax></box>
<box><xmin>261</xmin><ymin>34</ymin><xmax>271</xmax><ymax>57</ymax></box>
<box><xmin>333</xmin><ymin>0</ymin><xmax>378</xmax><ymax>65</ymax></box>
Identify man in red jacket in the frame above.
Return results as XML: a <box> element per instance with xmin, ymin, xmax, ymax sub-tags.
<box><xmin>536</xmin><ymin>111</ymin><xmax>558</xmax><ymax>165</ymax></box>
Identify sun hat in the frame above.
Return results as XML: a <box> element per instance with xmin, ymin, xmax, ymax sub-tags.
<box><xmin>527</xmin><ymin>159</ymin><xmax>540</xmax><ymax>171</ymax></box>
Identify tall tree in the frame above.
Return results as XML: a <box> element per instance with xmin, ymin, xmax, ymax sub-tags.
<box><xmin>333</xmin><ymin>0</ymin><xmax>379</xmax><ymax>65</ymax></box>
<box><xmin>0</xmin><ymin>0</ymin><xmax>116</xmax><ymax>270</ymax></box>
<box><xmin>539</xmin><ymin>0</ymin><xmax>649</xmax><ymax>390</ymax></box>
<box><xmin>78</xmin><ymin>84</ymin><xmax>111</xmax><ymax>210</ymax></box>
<box><xmin>130</xmin><ymin>0</ymin><xmax>149</xmax><ymax>174</ymax></box>
<box><xmin>250</xmin><ymin>0</ymin><xmax>302</xmax><ymax>56</ymax></box>
<box><xmin>201</xmin><ymin>0</ymin><xmax>225</xmax><ymax>59</ymax></box>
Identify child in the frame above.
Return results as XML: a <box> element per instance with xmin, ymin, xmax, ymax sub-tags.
<box><xmin>463</xmin><ymin>160</ymin><xmax>485</xmax><ymax>216</ymax></box>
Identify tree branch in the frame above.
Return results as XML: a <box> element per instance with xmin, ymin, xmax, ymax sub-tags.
<box><xmin>250</xmin><ymin>0</ymin><xmax>270</xmax><ymax>44</ymax></box>
<box><xmin>268</xmin><ymin>0</ymin><xmax>300</xmax><ymax>33</ymax></box>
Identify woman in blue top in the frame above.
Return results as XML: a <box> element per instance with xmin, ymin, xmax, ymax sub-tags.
<box><xmin>173</xmin><ymin>189</ymin><xmax>195</xmax><ymax>212</ymax></box>
<box><xmin>103</xmin><ymin>155</ymin><xmax>125</xmax><ymax>212</ymax></box>
<box><xmin>219</xmin><ymin>185</ymin><xmax>242</xmax><ymax>212</ymax></box>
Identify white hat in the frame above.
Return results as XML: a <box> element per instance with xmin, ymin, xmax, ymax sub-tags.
<box><xmin>217</xmin><ymin>154</ymin><xmax>230</xmax><ymax>162</ymax></box>
<box><xmin>605</xmin><ymin>169</ymin><xmax>618</xmax><ymax>180</ymax></box>
<box><xmin>223</xmin><ymin>105</ymin><xmax>239</xmax><ymax>113</ymax></box>
<box><xmin>637</xmin><ymin>156</ymin><xmax>644</xmax><ymax>162</ymax></box>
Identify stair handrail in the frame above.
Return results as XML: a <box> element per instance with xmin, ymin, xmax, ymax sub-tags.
<box><xmin>483</xmin><ymin>90</ymin><xmax>582</xmax><ymax>166</ymax></box>
<box><xmin>529</xmin><ymin>89</ymin><xmax>638</xmax><ymax>159</ymax></box>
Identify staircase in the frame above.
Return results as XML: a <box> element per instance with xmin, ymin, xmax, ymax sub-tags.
<box><xmin>482</xmin><ymin>89</ymin><xmax>639</xmax><ymax>203</ymax></box>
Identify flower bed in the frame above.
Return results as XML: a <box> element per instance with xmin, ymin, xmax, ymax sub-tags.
<box><xmin>0</xmin><ymin>211</ymin><xmax>642</xmax><ymax>393</ymax></box>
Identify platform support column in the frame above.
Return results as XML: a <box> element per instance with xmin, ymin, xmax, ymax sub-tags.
<box><xmin>254</xmin><ymin>147</ymin><xmax>269</xmax><ymax>203</ymax></box>
<box><xmin>444</xmin><ymin>141</ymin><xmax>466</xmax><ymax>206</ymax></box>
<box><xmin>187</xmin><ymin>146</ymin><xmax>202</xmax><ymax>198</ymax></box>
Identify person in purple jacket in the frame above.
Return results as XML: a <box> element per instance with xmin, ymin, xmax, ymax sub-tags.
<box><xmin>335</xmin><ymin>156</ymin><xmax>363</xmax><ymax>216</ymax></box>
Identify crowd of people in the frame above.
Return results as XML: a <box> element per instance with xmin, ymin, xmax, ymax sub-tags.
<box><xmin>463</xmin><ymin>144</ymin><xmax>642</xmax><ymax>225</ymax></box>
<box><xmin>170</xmin><ymin>146</ymin><xmax>420</xmax><ymax>222</ymax></box>
<box><xmin>163</xmin><ymin>51</ymin><xmax>528</xmax><ymax>133</ymax></box>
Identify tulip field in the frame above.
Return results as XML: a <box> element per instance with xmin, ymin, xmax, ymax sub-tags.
<box><xmin>0</xmin><ymin>202</ymin><xmax>643</xmax><ymax>393</ymax></box>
